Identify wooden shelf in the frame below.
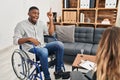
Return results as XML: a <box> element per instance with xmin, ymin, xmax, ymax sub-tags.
<box><xmin>78</xmin><ymin>22</ymin><xmax>95</xmax><ymax>25</ymax></box>
<box><xmin>96</xmin><ymin>23</ymin><xmax>114</xmax><ymax>26</ymax></box>
<box><xmin>63</xmin><ymin>8</ymin><xmax>77</xmax><ymax>10</ymax></box>
<box><xmin>98</xmin><ymin>8</ymin><xmax>118</xmax><ymax>10</ymax></box>
<box><xmin>62</xmin><ymin>22</ymin><xmax>77</xmax><ymax>24</ymax></box>
<box><xmin>79</xmin><ymin>8</ymin><xmax>96</xmax><ymax>10</ymax></box>
<box><xmin>62</xmin><ymin>0</ymin><xmax>118</xmax><ymax>28</ymax></box>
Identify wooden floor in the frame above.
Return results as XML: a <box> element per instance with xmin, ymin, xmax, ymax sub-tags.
<box><xmin>0</xmin><ymin>45</ymin><xmax>71</xmax><ymax>80</ymax></box>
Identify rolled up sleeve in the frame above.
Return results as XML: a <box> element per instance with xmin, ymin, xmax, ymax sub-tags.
<box><xmin>13</xmin><ymin>23</ymin><xmax>24</xmax><ymax>45</ymax></box>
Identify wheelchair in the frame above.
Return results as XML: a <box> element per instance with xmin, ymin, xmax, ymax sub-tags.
<box><xmin>11</xmin><ymin>36</ymin><xmax>65</xmax><ymax>80</ymax></box>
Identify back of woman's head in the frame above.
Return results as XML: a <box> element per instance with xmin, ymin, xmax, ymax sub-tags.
<box><xmin>96</xmin><ymin>27</ymin><xmax>120</xmax><ymax>80</ymax></box>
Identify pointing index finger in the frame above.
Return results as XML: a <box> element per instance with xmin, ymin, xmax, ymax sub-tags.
<box><xmin>50</xmin><ymin>8</ymin><xmax>52</xmax><ymax>12</ymax></box>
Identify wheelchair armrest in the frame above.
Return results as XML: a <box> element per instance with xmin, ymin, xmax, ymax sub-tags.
<box><xmin>44</xmin><ymin>35</ymin><xmax>57</xmax><ymax>43</ymax></box>
<box><xmin>19</xmin><ymin>45</ymin><xmax>22</xmax><ymax>50</ymax></box>
<box><xmin>19</xmin><ymin>42</ymin><xmax>33</xmax><ymax>50</ymax></box>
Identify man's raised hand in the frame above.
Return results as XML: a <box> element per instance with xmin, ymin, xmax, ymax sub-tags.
<box><xmin>47</xmin><ymin>8</ymin><xmax>53</xmax><ymax>20</ymax></box>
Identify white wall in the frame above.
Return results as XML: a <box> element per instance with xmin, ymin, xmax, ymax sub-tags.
<box><xmin>0</xmin><ymin>0</ymin><xmax>24</xmax><ymax>50</ymax></box>
<box><xmin>116</xmin><ymin>0</ymin><xmax>120</xmax><ymax>27</ymax></box>
<box><xmin>0</xmin><ymin>0</ymin><xmax>61</xmax><ymax>50</ymax></box>
<box><xmin>49</xmin><ymin>0</ymin><xmax>62</xmax><ymax>17</ymax></box>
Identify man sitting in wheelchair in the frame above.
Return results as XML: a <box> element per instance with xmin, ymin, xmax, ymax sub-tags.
<box><xmin>13</xmin><ymin>6</ymin><xmax>69</xmax><ymax>80</ymax></box>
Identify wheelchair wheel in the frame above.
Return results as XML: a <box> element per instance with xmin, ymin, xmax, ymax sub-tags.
<box><xmin>11</xmin><ymin>49</ymin><xmax>30</xmax><ymax>80</ymax></box>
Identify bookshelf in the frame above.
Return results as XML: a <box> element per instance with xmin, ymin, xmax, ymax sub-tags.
<box><xmin>62</xmin><ymin>0</ymin><xmax>119</xmax><ymax>28</ymax></box>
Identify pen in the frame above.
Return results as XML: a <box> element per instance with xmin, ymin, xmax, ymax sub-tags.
<box><xmin>89</xmin><ymin>64</ymin><xmax>93</xmax><ymax>68</ymax></box>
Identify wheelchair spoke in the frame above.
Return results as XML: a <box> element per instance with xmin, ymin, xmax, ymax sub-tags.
<box><xmin>11</xmin><ymin>49</ymin><xmax>44</xmax><ymax>80</ymax></box>
<box><xmin>11</xmin><ymin>50</ymin><xmax>28</xmax><ymax>79</ymax></box>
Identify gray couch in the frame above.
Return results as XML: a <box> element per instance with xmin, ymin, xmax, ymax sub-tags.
<box><xmin>45</xmin><ymin>27</ymin><xmax>106</xmax><ymax>63</ymax></box>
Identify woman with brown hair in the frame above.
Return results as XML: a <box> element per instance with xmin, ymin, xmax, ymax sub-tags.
<box><xmin>70</xmin><ymin>27</ymin><xmax>120</xmax><ymax>80</ymax></box>
<box><xmin>96</xmin><ymin>26</ymin><xmax>120</xmax><ymax>80</ymax></box>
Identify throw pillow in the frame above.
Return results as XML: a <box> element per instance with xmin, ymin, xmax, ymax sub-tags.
<box><xmin>56</xmin><ymin>25</ymin><xmax>75</xmax><ymax>43</ymax></box>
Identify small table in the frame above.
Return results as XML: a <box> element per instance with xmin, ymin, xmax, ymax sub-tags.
<box><xmin>72</xmin><ymin>54</ymin><xmax>96</xmax><ymax>71</ymax></box>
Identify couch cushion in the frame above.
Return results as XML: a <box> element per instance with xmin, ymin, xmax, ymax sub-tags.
<box><xmin>93</xmin><ymin>28</ymin><xmax>106</xmax><ymax>44</ymax></box>
<box><xmin>75</xmin><ymin>27</ymin><xmax>94</xmax><ymax>43</ymax></box>
<box><xmin>56</xmin><ymin>25</ymin><xmax>75</xmax><ymax>43</ymax></box>
<box><xmin>91</xmin><ymin>44</ymin><xmax>98</xmax><ymax>55</ymax></box>
<box><xmin>75</xmin><ymin>43</ymin><xmax>93</xmax><ymax>55</ymax></box>
<box><xmin>63</xmin><ymin>55</ymin><xmax>76</xmax><ymax>63</ymax></box>
<box><xmin>64</xmin><ymin>43</ymin><xmax>78</xmax><ymax>55</ymax></box>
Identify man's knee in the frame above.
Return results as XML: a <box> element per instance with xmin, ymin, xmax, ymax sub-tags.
<box><xmin>36</xmin><ymin>48</ymin><xmax>48</xmax><ymax>57</ymax></box>
<box><xmin>55</xmin><ymin>41</ymin><xmax>64</xmax><ymax>49</ymax></box>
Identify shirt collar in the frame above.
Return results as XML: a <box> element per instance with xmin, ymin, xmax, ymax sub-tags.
<box><xmin>27</xmin><ymin>19</ymin><xmax>38</xmax><ymax>26</ymax></box>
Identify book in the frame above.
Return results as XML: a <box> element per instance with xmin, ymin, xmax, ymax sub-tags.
<box><xmin>80</xmin><ymin>0</ymin><xmax>90</xmax><ymax>8</ymax></box>
<box><xmin>80</xmin><ymin>13</ymin><xmax>85</xmax><ymax>23</ymax></box>
<box><xmin>79</xmin><ymin>60</ymin><xmax>96</xmax><ymax>70</ymax></box>
<box><xmin>90</xmin><ymin>0</ymin><xmax>95</xmax><ymax>8</ymax></box>
<box><xmin>70</xmin><ymin>0</ymin><xmax>77</xmax><ymax>8</ymax></box>
<box><xmin>64</xmin><ymin>0</ymin><xmax>70</xmax><ymax>8</ymax></box>
<box><xmin>105</xmin><ymin>0</ymin><xmax>117</xmax><ymax>8</ymax></box>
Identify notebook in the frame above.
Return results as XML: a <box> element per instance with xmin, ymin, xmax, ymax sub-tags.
<box><xmin>79</xmin><ymin>60</ymin><xmax>96</xmax><ymax>70</ymax></box>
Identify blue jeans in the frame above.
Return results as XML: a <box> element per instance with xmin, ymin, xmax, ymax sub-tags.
<box><xmin>29</xmin><ymin>41</ymin><xmax>64</xmax><ymax>79</ymax></box>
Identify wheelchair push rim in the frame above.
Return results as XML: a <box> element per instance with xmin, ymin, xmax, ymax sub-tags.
<box><xmin>11</xmin><ymin>49</ymin><xmax>29</xmax><ymax>80</ymax></box>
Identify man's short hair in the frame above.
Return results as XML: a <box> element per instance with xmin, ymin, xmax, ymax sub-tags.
<box><xmin>29</xmin><ymin>6</ymin><xmax>39</xmax><ymax>12</ymax></box>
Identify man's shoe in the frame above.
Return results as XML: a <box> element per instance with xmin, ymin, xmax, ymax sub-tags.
<box><xmin>61</xmin><ymin>71</ymin><xmax>70</xmax><ymax>79</ymax></box>
<box><xmin>54</xmin><ymin>71</ymin><xmax>70</xmax><ymax>79</ymax></box>
<box><xmin>54</xmin><ymin>70</ymin><xmax>63</xmax><ymax>79</ymax></box>
<box><xmin>45</xmin><ymin>78</ymin><xmax>51</xmax><ymax>80</ymax></box>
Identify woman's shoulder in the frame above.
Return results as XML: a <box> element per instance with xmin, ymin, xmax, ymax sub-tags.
<box><xmin>85</xmin><ymin>70</ymin><xmax>96</xmax><ymax>80</ymax></box>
